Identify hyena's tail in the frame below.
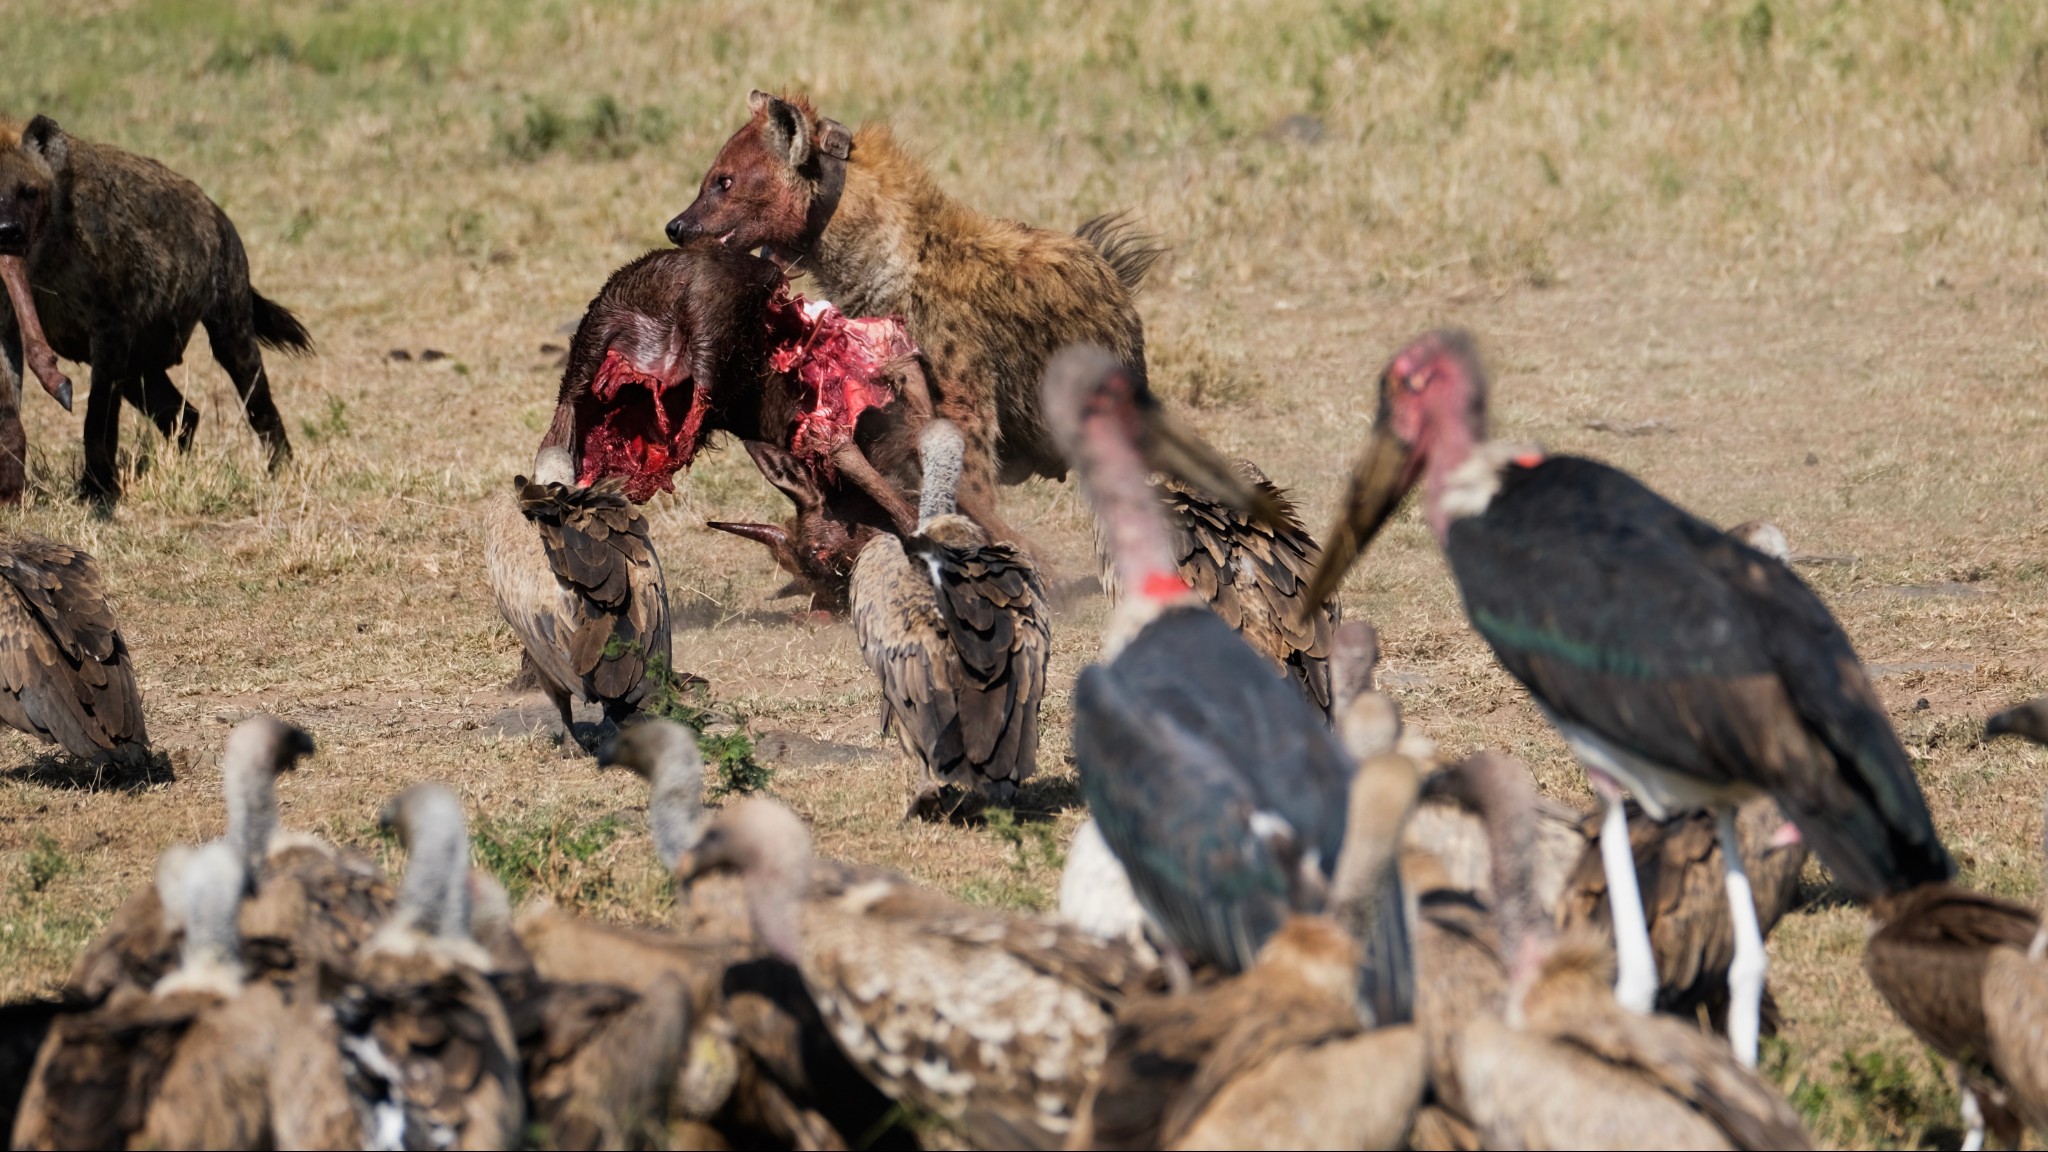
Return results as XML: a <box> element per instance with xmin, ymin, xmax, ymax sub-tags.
<box><xmin>1076</xmin><ymin>211</ymin><xmax>1167</xmax><ymax>294</ymax></box>
<box><xmin>250</xmin><ymin>290</ymin><xmax>314</xmax><ymax>356</ymax></box>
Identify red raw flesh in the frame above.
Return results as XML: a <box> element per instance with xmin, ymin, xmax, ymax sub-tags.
<box><xmin>578</xmin><ymin>347</ymin><xmax>697</xmax><ymax>503</ymax></box>
<box><xmin>576</xmin><ymin>290</ymin><xmax>917</xmax><ymax>504</ymax></box>
<box><xmin>762</xmin><ymin>287</ymin><xmax>915</xmax><ymax>477</ymax></box>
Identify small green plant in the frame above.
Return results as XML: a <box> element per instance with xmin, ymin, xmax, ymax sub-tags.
<box><xmin>1740</xmin><ymin>1</ymin><xmax>1775</xmax><ymax>54</ymax></box>
<box><xmin>498</xmin><ymin>94</ymin><xmax>676</xmax><ymax>161</ymax></box>
<box><xmin>1782</xmin><ymin>1043</ymin><xmax>1959</xmax><ymax>1149</ymax></box>
<box><xmin>23</xmin><ymin>833</ymin><xmax>70</xmax><ymax>893</ymax></box>
<box><xmin>630</xmin><ymin>647</ymin><xmax>773</xmax><ymax>798</ymax></box>
<box><xmin>983</xmin><ymin>807</ymin><xmax>1063</xmax><ymax>871</ymax></box>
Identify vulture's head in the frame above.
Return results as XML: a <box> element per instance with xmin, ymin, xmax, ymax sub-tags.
<box><xmin>677</xmin><ymin>796</ymin><xmax>812</xmax><ymax>962</ymax></box>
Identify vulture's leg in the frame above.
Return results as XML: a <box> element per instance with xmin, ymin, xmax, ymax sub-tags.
<box><xmin>902</xmin><ymin>781</ymin><xmax>944</xmax><ymax>822</ymax></box>
<box><xmin>1593</xmin><ymin>776</ymin><xmax>1657</xmax><ymax>1014</ymax></box>
<box><xmin>543</xmin><ymin>681</ymin><xmax>587</xmax><ymax>758</ymax></box>
<box><xmin>1717</xmin><ymin>806</ymin><xmax>1766</xmax><ymax>1068</ymax></box>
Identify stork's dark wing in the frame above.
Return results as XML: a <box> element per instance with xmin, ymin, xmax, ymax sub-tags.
<box><xmin>1099</xmin><ymin>607</ymin><xmax>1352</xmax><ymax>868</ymax></box>
<box><xmin>850</xmin><ymin>534</ymin><xmax>964</xmax><ymax>776</ymax></box>
<box><xmin>1074</xmin><ymin>660</ymin><xmax>1296</xmax><ymax>974</ymax></box>
<box><xmin>1157</xmin><ymin>471</ymin><xmax>1336</xmax><ymax>710</ymax></box>
<box><xmin>0</xmin><ymin>537</ymin><xmax>147</xmax><ymax>762</ymax></box>
<box><xmin>908</xmin><ymin>537</ymin><xmax>1050</xmax><ymax>788</ymax></box>
<box><xmin>1446</xmin><ymin>455</ymin><xmax>1951</xmax><ymax>898</ymax></box>
<box><xmin>515</xmin><ymin>478</ymin><xmax>670</xmax><ymax>707</ymax></box>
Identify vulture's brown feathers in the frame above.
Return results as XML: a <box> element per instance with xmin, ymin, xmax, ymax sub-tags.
<box><xmin>851</xmin><ymin>516</ymin><xmax>1051</xmax><ymax>810</ymax></box>
<box><xmin>486</xmin><ymin>475</ymin><xmax>672</xmax><ymax>731</ymax></box>
<box><xmin>1098</xmin><ymin>464</ymin><xmax>1336</xmax><ymax>711</ymax></box>
<box><xmin>0</xmin><ymin>536</ymin><xmax>147</xmax><ymax>763</ymax></box>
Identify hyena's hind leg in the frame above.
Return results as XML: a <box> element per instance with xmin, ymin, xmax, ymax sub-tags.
<box><xmin>202</xmin><ymin>294</ymin><xmax>293</xmax><ymax>472</ymax></box>
<box><xmin>120</xmin><ymin>368</ymin><xmax>198</xmax><ymax>451</ymax></box>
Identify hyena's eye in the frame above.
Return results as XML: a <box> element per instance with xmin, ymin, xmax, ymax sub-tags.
<box><xmin>716</xmin><ymin>174</ymin><xmax>733</xmax><ymax>193</ymax></box>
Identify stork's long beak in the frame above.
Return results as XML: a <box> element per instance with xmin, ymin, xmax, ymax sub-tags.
<box><xmin>1987</xmin><ymin>697</ymin><xmax>2048</xmax><ymax>746</ymax></box>
<box><xmin>1300</xmin><ymin>424</ymin><xmax>1416</xmax><ymax>617</ymax></box>
<box><xmin>1136</xmin><ymin>400</ymin><xmax>1284</xmax><ymax>526</ymax></box>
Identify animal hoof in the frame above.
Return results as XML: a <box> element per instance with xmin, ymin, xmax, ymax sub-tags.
<box><xmin>73</xmin><ymin>477</ymin><xmax>118</xmax><ymax>511</ymax></box>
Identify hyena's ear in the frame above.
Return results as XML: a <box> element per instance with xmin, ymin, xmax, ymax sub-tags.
<box><xmin>21</xmin><ymin>116</ymin><xmax>68</xmax><ymax>173</ymax></box>
<box><xmin>754</xmin><ymin>92</ymin><xmax>816</xmax><ymax>171</ymax></box>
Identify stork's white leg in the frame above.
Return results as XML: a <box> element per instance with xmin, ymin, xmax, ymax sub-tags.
<box><xmin>1598</xmin><ymin>790</ymin><xmax>1657</xmax><ymax>1014</ymax></box>
<box><xmin>1717</xmin><ymin>806</ymin><xmax>1767</xmax><ymax>1069</ymax></box>
<box><xmin>1960</xmin><ymin>1085</ymin><xmax>1987</xmax><ymax>1152</ymax></box>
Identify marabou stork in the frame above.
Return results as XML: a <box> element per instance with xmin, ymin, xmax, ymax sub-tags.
<box><xmin>1301</xmin><ymin>329</ymin><xmax>1952</xmax><ymax>1066</ymax></box>
<box><xmin>1044</xmin><ymin>344</ymin><xmax>1413</xmax><ymax>1027</ymax></box>
<box><xmin>1072</xmin><ymin>750</ymin><xmax>1428</xmax><ymax>1151</ymax></box>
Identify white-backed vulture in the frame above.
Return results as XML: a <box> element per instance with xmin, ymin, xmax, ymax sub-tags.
<box><xmin>680</xmin><ymin>796</ymin><xmax>1153</xmax><ymax>1150</ymax></box>
<box><xmin>592</xmin><ymin>718</ymin><xmax>922</xmax><ymax>1148</ymax></box>
<box><xmin>1445</xmin><ymin>753</ymin><xmax>1810</xmax><ymax>1151</ymax></box>
<box><xmin>67</xmin><ymin>715</ymin><xmax>350</xmax><ymax>1001</ymax></box>
<box><xmin>0</xmin><ymin>536</ymin><xmax>146</xmax><ymax>765</ymax></box>
<box><xmin>13</xmin><ymin>842</ymin><xmax>283</xmax><ymax>1150</ymax></box>
<box><xmin>314</xmin><ymin>783</ymin><xmax>522</xmax><ymax>1151</ymax></box>
<box><xmin>485</xmin><ymin>447</ymin><xmax>672</xmax><ymax>751</ymax></box>
<box><xmin>850</xmin><ymin>419</ymin><xmax>1051</xmax><ymax>815</ymax></box>
<box><xmin>1095</xmin><ymin>462</ymin><xmax>1336</xmax><ymax>712</ymax></box>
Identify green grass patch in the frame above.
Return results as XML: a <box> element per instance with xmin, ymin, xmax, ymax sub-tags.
<box><xmin>635</xmin><ymin>650</ymin><xmax>774</xmax><ymax>798</ymax></box>
<box><xmin>20</xmin><ymin>833</ymin><xmax>71</xmax><ymax>895</ymax></box>
<box><xmin>472</xmin><ymin>810</ymin><xmax>621</xmax><ymax>907</ymax></box>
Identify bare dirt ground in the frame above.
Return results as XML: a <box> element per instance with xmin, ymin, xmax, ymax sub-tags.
<box><xmin>2</xmin><ymin>2</ymin><xmax>2046</xmax><ymax>1146</ymax></box>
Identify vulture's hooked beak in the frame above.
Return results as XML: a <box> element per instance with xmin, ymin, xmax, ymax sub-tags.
<box><xmin>1300</xmin><ymin>423</ymin><xmax>1417</xmax><ymax>618</ymax></box>
<box><xmin>1135</xmin><ymin>399</ymin><xmax>1284</xmax><ymax>527</ymax></box>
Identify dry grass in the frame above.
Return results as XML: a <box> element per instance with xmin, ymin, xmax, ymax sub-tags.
<box><xmin>0</xmin><ymin>0</ymin><xmax>2045</xmax><ymax>1146</ymax></box>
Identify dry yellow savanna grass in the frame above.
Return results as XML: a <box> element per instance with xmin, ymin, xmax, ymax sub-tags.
<box><xmin>1</xmin><ymin>0</ymin><xmax>2046</xmax><ymax>1145</ymax></box>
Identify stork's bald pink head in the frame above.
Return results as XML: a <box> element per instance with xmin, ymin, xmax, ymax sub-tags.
<box><xmin>1300</xmin><ymin>330</ymin><xmax>1494</xmax><ymax>614</ymax></box>
<box><xmin>1376</xmin><ymin>329</ymin><xmax>1489</xmax><ymax>458</ymax></box>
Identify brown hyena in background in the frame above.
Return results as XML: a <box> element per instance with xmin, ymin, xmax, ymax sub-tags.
<box><xmin>666</xmin><ymin>90</ymin><xmax>1162</xmax><ymax>554</ymax></box>
<box><xmin>0</xmin><ymin>115</ymin><xmax>309</xmax><ymax>504</ymax></box>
